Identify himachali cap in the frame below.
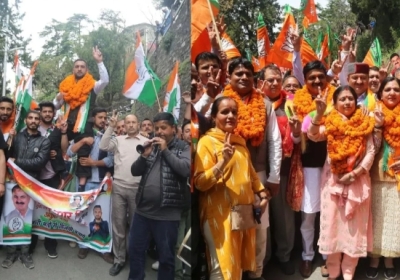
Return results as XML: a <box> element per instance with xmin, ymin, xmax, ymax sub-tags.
<box><xmin>347</xmin><ymin>63</ymin><xmax>369</xmax><ymax>75</ymax></box>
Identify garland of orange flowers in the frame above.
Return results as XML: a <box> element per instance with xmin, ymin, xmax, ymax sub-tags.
<box><xmin>325</xmin><ymin>109</ymin><xmax>375</xmax><ymax>174</ymax></box>
<box><xmin>379</xmin><ymin>101</ymin><xmax>400</xmax><ymax>177</ymax></box>
<box><xmin>293</xmin><ymin>84</ymin><xmax>336</xmax><ymax>122</ymax></box>
<box><xmin>59</xmin><ymin>73</ymin><xmax>96</xmax><ymax>110</ymax></box>
<box><xmin>223</xmin><ymin>84</ymin><xmax>266</xmax><ymax>146</ymax></box>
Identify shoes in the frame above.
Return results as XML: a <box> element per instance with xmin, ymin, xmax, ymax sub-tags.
<box><xmin>152</xmin><ymin>261</ymin><xmax>159</xmax><ymax>270</ymax></box>
<box><xmin>19</xmin><ymin>253</ymin><xmax>34</xmax><ymax>269</ymax></box>
<box><xmin>1</xmin><ymin>253</ymin><xmax>18</xmax><ymax>268</ymax></box>
<box><xmin>365</xmin><ymin>266</ymin><xmax>379</xmax><ymax>279</ymax></box>
<box><xmin>77</xmin><ymin>248</ymin><xmax>89</xmax><ymax>259</ymax></box>
<box><xmin>109</xmin><ymin>263</ymin><xmax>124</xmax><ymax>276</ymax></box>
<box><xmin>384</xmin><ymin>267</ymin><xmax>397</xmax><ymax>280</ymax></box>
<box><xmin>279</xmin><ymin>260</ymin><xmax>295</xmax><ymax>275</ymax></box>
<box><xmin>102</xmin><ymin>252</ymin><xmax>114</xmax><ymax>264</ymax></box>
<box><xmin>321</xmin><ymin>263</ymin><xmax>329</xmax><ymax>277</ymax></box>
<box><xmin>47</xmin><ymin>249</ymin><xmax>58</xmax><ymax>259</ymax></box>
<box><xmin>299</xmin><ymin>260</ymin><xmax>313</xmax><ymax>278</ymax></box>
<box><xmin>69</xmin><ymin>242</ymin><xmax>77</xmax><ymax>248</ymax></box>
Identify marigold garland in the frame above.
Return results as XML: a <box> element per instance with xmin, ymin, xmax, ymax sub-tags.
<box><xmin>380</xmin><ymin>101</ymin><xmax>400</xmax><ymax>177</ymax></box>
<box><xmin>325</xmin><ymin>109</ymin><xmax>375</xmax><ymax>174</ymax></box>
<box><xmin>223</xmin><ymin>84</ymin><xmax>266</xmax><ymax>146</ymax></box>
<box><xmin>293</xmin><ymin>84</ymin><xmax>336</xmax><ymax>122</ymax></box>
<box><xmin>59</xmin><ymin>73</ymin><xmax>96</xmax><ymax>110</ymax></box>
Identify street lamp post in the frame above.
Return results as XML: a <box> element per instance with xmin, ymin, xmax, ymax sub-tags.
<box><xmin>1</xmin><ymin>14</ymin><xmax>23</xmax><ymax>96</ymax></box>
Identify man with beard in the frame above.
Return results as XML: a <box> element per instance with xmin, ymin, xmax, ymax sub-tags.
<box><xmin>0</xmin><ymin>96</ymin><xmax>16</xmax><ymax>143</ymax></box>
<box><xmin>140</xmin><ymin>118</ymin><xmax>154</xmax><ymax>138</ymax></box>
<box><xmin>89</xmin><ymin>205</ymin><xmax>110</xmax><ymax>241</ymax></box>
<box><xmin>66</xmin><ymin>107</ymin><xmax>114</xmax><ymax>262</ymax></box>
<box><xmin>3</xmin><ymin>110</ymin><xmax>51</xmax><ymax>269</ymax></box>
<box><xmin>27</xmin><ymin>102</ymin><xmax>69</xmax><ymax>259</ymax></box>
<box><xmin>54</xmin><ymin>47</ymin><xmax>109</xmax><ymax>194</ymax></box>
<box><xmin>99</xmin><ymin>112</ymin><xmax>148</xmax><ymax>276</ymax></box>
<box><xmin>129</xmin><ymin>112</ymin><xmax>190</xmax><ymax>280</ymax></box>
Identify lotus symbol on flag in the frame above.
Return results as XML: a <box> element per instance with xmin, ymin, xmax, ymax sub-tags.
<box><xmin>281</xmin><ymin>26</ymin><xmax>294</xmax><ymax>53</ymax></box>
<box><xmin>258</xmin><ymin>38</ymin><xmax>266</xmax><ymax>57</ymax></box>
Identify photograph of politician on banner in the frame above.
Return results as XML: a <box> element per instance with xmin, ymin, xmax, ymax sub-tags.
<box><xmin>0</xmin><ymin>182</ymin><xmax>34</xmax><ymax>245</ymax></box>
<box><xmin>32</xmin><ymin>193</ymin><xmax>112</xmax><ymax>253</ymax></box>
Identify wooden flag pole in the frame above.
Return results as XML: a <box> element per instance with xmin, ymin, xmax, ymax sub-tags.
<box><xmin>151</xmin><ymin>78</ymin><xmax>162</xmax><ymax>112</ymax></box>
<box><xmin>206</xmin><ymin>0</ymin><xmax>222</xmax><ymax>49</ymax></box>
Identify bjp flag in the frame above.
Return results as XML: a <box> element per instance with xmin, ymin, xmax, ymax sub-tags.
<box><xmin>266</xmin><ymin>12</ymin><xmax>318</xmax><ymax>69</ymax></box>
<box><xmin>301</xmin><ymin>0</ymin><xmax>318</xmax><ymax>28</ymax></box>
<box><xmin>257</xmin><ymin>13</ymin><xmax>271</xmax><ymax>68</ymax></box>
<box><xmin>191</xmin><ymin>0</ymin><xmax>219</xmax><ymax>47</ymax></box>
<box><xmin>221</xmin><ymin>32</ymin><xmax>241</xmax><ymax>59</ymax></box>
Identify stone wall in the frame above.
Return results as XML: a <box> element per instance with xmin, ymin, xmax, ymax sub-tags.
<box><xmin>134</xmin><ymin>0</ymin><xmax>190</xmax><ymax>126</ymax></box>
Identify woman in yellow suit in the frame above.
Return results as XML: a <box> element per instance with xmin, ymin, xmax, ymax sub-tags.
<box><xmin>194</xmin><ymin>96</ymin><xmax>270</xmax><ymax>280</ymax></box>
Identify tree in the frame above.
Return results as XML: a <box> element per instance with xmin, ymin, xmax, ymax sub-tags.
<box><xmin>0</xmin><ymin>0</ymin><xmax>32</xmax><ymax>95</ymax></box>
<box><xmin>220</xmin><ymin>0</ymin><xmax>281</xmax><ymax>56</ymax></box>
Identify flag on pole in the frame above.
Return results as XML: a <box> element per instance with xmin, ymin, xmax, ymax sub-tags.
<box><xmin>301</xmin><ymin>0</ymin><xmax>318</xmax><ymax>28</ymax></box>
<box><xmin>122</xmin><ymin>32</ymin><xmax>161</xmax><ymax>107</ymax></box>
<box><xmin>15</xmin><ymin>61</ymin><xmax>38</xmax><ymax>132</ymax></box>
<box><xmin>257</xmin><ymin>13</ymin><xmax>271</xmax><ymax>68</ymax></box>
<box><xmin>191</xmin><ymin>0</ymin><xmax>220</xmax><ymax>47</ymax></box>
<box><xmin>363</xmin><ymin>38</ymin><xmax>382</xmax><ymax>67</ymax></box>
<box><xmin>163</xmin><ymin>62</ymin><xmax>181</xmax><ymax>122</ymax></box>
<box><xmin>221</xmin><ymin>32</ymin><xmax>241</xmax><ymax>59</ymax></box>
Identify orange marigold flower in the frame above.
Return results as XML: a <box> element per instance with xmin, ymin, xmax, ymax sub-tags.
<box><xmin>325</xmin><ymin>108</ymin><xmax>375</xmax><ymax>174</ymax></box>
<box><xmin>223</xmin><ymin>84</ymin><xmax>266</xmax><ymax>146</ymax></box>
<box><xmin>59</xmin><ymin>73</ymin><xmax>96</xmax><ymax>110</ymax></box>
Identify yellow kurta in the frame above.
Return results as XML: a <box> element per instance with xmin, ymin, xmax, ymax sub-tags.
<box><xmin>194</xmin><ymin>129</ymin><xmax>265</xmax><ymax>280</ymax></box>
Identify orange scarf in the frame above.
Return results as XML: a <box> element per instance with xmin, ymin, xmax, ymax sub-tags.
<box><xmin>59</xmin><ymin>73</ymin><xmax>96</xmax><ymax>110</ymax></box>
<box><xmin>223</xmin><ymin>84</ymin><xmax>266</xmax><ymax>146</ymax></box>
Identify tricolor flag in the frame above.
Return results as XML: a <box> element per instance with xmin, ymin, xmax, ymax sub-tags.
<box><xmin>123</xmin><ymin>32</ymin><xmax>161</xmax><ymax>107</ymax></box>
<box><xmin>15</xmin><ymin>61</ymin><xmax>38</xmax><ymax>132</ymax></box>
<box><xmin>163</xmin><ymin>62</ymin><xmax>181</xmax><ymax>122</ymax></box>
<box><xmin>363</xmin><ymin>38</ymin><xmax>382</xmax><ymax>68</ymax></box>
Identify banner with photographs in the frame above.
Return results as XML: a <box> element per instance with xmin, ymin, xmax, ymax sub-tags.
<box><xmin>0</xmin><ymin>160</ymin><xmax>113</xmax><ymax>253</ymax></box>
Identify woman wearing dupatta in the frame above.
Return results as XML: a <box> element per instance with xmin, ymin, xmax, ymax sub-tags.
<box><xmin>307</xmin><ymin>85</ymin><xmax>375</xmax><ymax>280</ymax></box>
<box><xmin>194</xmin><ymin>97</ymin><xmax>270</xmax><ymax>280</ymax></box>
<box><xmin>367</xmin><ymin>77</ymin><xmax>400</xmax><ymax>280</ymax></box>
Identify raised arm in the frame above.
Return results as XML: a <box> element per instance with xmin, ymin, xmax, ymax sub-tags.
<box><xmin>92</xmin><ymin>46</ymin><xmax>109</xmax><ymax>94</ymax></box>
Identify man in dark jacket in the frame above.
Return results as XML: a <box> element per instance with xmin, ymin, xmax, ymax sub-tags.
<box><xmin>2</xmin><ymin>110</ymin><xmax>51</xmax><ymax>270</ymax></box>
<box><xmin>29</xmin><ymin>102</ymin><xmax>69</xmax><ymax>259</ymax></box>
<box><xmin>129</xmin><ymin>112</ymin><xmax>190</xmax><ymax>280</ymax></box>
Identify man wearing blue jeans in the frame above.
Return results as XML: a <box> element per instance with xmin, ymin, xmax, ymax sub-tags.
<box><xmin>129</xmin><ymin>113</ymin><xmax>190</xmax><ymax>280</ymax></box>
<box><xmin>67</xmin><ymin>107</ymin><xmax>114</xmax><ymax>263</ymax></box>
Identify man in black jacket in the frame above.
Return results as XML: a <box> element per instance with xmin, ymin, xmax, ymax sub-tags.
<box><xmin>2</xmin><ymin>110</ymin><xmax>51</xmax><ymax>270</ymax></box>
<box><xmin>128</xmin><ymin>112</ymin><xmax>190</xmax><ymax>280</ymax></box>
<box><xmin>28</xmin><ymin>102</ymin><xmax>69</xmax><ymax>259</ymax></box>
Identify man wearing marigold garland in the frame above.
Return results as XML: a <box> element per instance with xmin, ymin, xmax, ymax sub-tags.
<box><xmin>53</xmin><ymin>46</ymin><xmax>109</xmax><ymax>192</ymax></box>
<box><xmin>290</xmin><ymin>29</ymin><xmax>336</xmax><ymax>278</ymax></box>
<box><xmin>218</xmin><ymin>57</ymin><xmax>282</xmax><ymax>280</ymax></box>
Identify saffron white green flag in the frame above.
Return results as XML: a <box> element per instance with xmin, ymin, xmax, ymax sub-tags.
<box><xmin>163</xmin><ymin>62</ymin><xmax>181</xmax><ymax>122</ymax></box>
<box><xmin>15</xmin><ymin>61</ymin><xmax>38</xmax><ymax>132</ymax></box>
<box><xmin>123</xmin><ymin>32</ymin><xmax>161</xmax><ymax>107</ymax></box>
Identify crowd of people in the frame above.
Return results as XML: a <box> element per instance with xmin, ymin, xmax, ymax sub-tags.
<box><xmin>0</xmin><ymin>46</ymin><xmax>191</xmax><ymax>280</ymax></box>
<box><xmin>190</xmin><ymin>25</ymin><xmax>400</xmax><ymax>280</ymax></box>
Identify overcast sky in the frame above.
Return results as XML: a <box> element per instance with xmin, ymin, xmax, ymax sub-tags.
<box><xmin>278</xmin><ymin>0</ymin><xmax>328</xmax><ymax>9</ymax></box>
